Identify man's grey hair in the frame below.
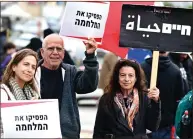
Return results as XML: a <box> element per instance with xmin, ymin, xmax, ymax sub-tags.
<box><xmin>42</xmin><ymin>33</ymin><xmax>63</xmax><ymax>48</ymax></box>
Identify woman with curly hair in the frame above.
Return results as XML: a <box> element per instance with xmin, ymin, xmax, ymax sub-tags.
<box><xmin>93</xmin><ymin>59</ymin><xmax>161</xmax><ymax>139</ymax></box>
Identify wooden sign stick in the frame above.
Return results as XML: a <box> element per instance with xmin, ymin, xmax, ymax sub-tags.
<box><xmin>150</xmin><ymin>51</ymin><xmax>159</xmax><ymax>89</ymax></box>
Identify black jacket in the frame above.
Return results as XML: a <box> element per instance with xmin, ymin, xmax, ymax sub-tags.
<box><xmin>93</xmin><ymin>93</ymin><xmax>161</xmax><ymax>139</ymax></box>
<box><xmin>141</xmin><ymin>56</ymin><xmax>185</xmax><ymax>129</ymax></box>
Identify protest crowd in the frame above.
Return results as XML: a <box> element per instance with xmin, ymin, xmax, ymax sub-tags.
<box><xmin>0</xmin><ymin>1</ymin><xmax>192</xmax><ymax>139</ymax></box>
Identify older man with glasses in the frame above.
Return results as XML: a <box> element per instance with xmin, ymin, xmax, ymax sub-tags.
<box><xmin>35</xmin><ymin>33</ymin><xmax>99</xmax><ymax>139</ymax></box>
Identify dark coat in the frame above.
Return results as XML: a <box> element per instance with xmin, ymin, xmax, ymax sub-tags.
<box><xmin>141</xmin><ymin>56</ymin><xmax>186</xmax><ymax>129</ymax></box>
<box><xmin>93</xmin><ymin>93</ymin><xmax>161</xmax><ymax>139</ymax></box>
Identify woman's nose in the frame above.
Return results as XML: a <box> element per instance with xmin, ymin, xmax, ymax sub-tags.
<box><xmin>125</xmin><ymin>75</ymin><xmax>129</xmax><ymax>81</ymax></box>
<box><xmin>27</xmin><ymin>66</ymin><xmax>33</xmax><ymax>73</ymax></box>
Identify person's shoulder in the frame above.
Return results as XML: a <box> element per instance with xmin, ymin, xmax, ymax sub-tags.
<box><xmin>1</xmin><ymin>83</ymin><xmax>9</xmax><ymax>90</ymax></box>
<box><xmin>141</xmin><ymin>58</ymin><xmax>152</xmax><ymax>67</ymax></box>
<box><xmin>0</xmin><ymin>84</ymin><xmax>10</xmax><ymax>101</ymax></box>
<box><xmin>169</xmin><ymin>62</ymin><xmax>181</xmax><ymax>74</ymax></box>
<box><xmin>61</xmin><ymin>63</ymin><xmax>76</xmax><ymax>70</ymax></box>
<box><xmin>140</xmin><ymin>61</ymin><xmax>146</xmax><ymax>68</ymax></box>
<box><xmin>61</xmin><ymin>63</ymin><xmax>79</xmax><ymax>76</ymax></box>
<box><xmin>104</xmin><ymin>52</ymin><xmax>113</xmax><ymax>60</ymax></box>
<box><xmin>0</xmin><ymin>84</ymin><xmax>13</xmax><ymax>94</ymax></box>
<box><xmin>185</xmin><ymin>57</ymin><xmax>192</xmax><ymax>66</ymax></box>
<box><xmin>99</xmin><ymin>93</ymin><xmax>110</xmax><ymax>104</ymax></box>
<box><xmin>101</xmin><ymin>93</ymin><xmax>109</xmax><ymax>99</ymax></box>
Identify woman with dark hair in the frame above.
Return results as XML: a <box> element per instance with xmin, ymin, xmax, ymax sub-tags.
<box><xmin>93</xmin><ymin>59</ymin><xmax>161</xmax><ymax>139</ymax></box>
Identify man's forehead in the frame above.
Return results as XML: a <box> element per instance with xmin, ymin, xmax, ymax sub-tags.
<box><xmin>46</xmin><ymin>38</ymin><xmax>64</xmax><ymax>47</ymax></box>
<box><xmin>43</xmin><ymin>34</ymin><xmax>65</xmax><ymax>48</ymax></box>
<box><xmin>47</xmin><ymin>36</ymin><xmax>63</xmax><ymax>42</ymax></box>
<box><xmin>47</xmin><ymin>41</ymin><xmax>63</xmax><ymax>46</ymax></box>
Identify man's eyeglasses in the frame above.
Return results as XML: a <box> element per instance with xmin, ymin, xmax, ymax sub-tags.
<box><xmin>46</xmin><ymin>46</ymin><xmax>64</xmax><ymax>53</ymax></box>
